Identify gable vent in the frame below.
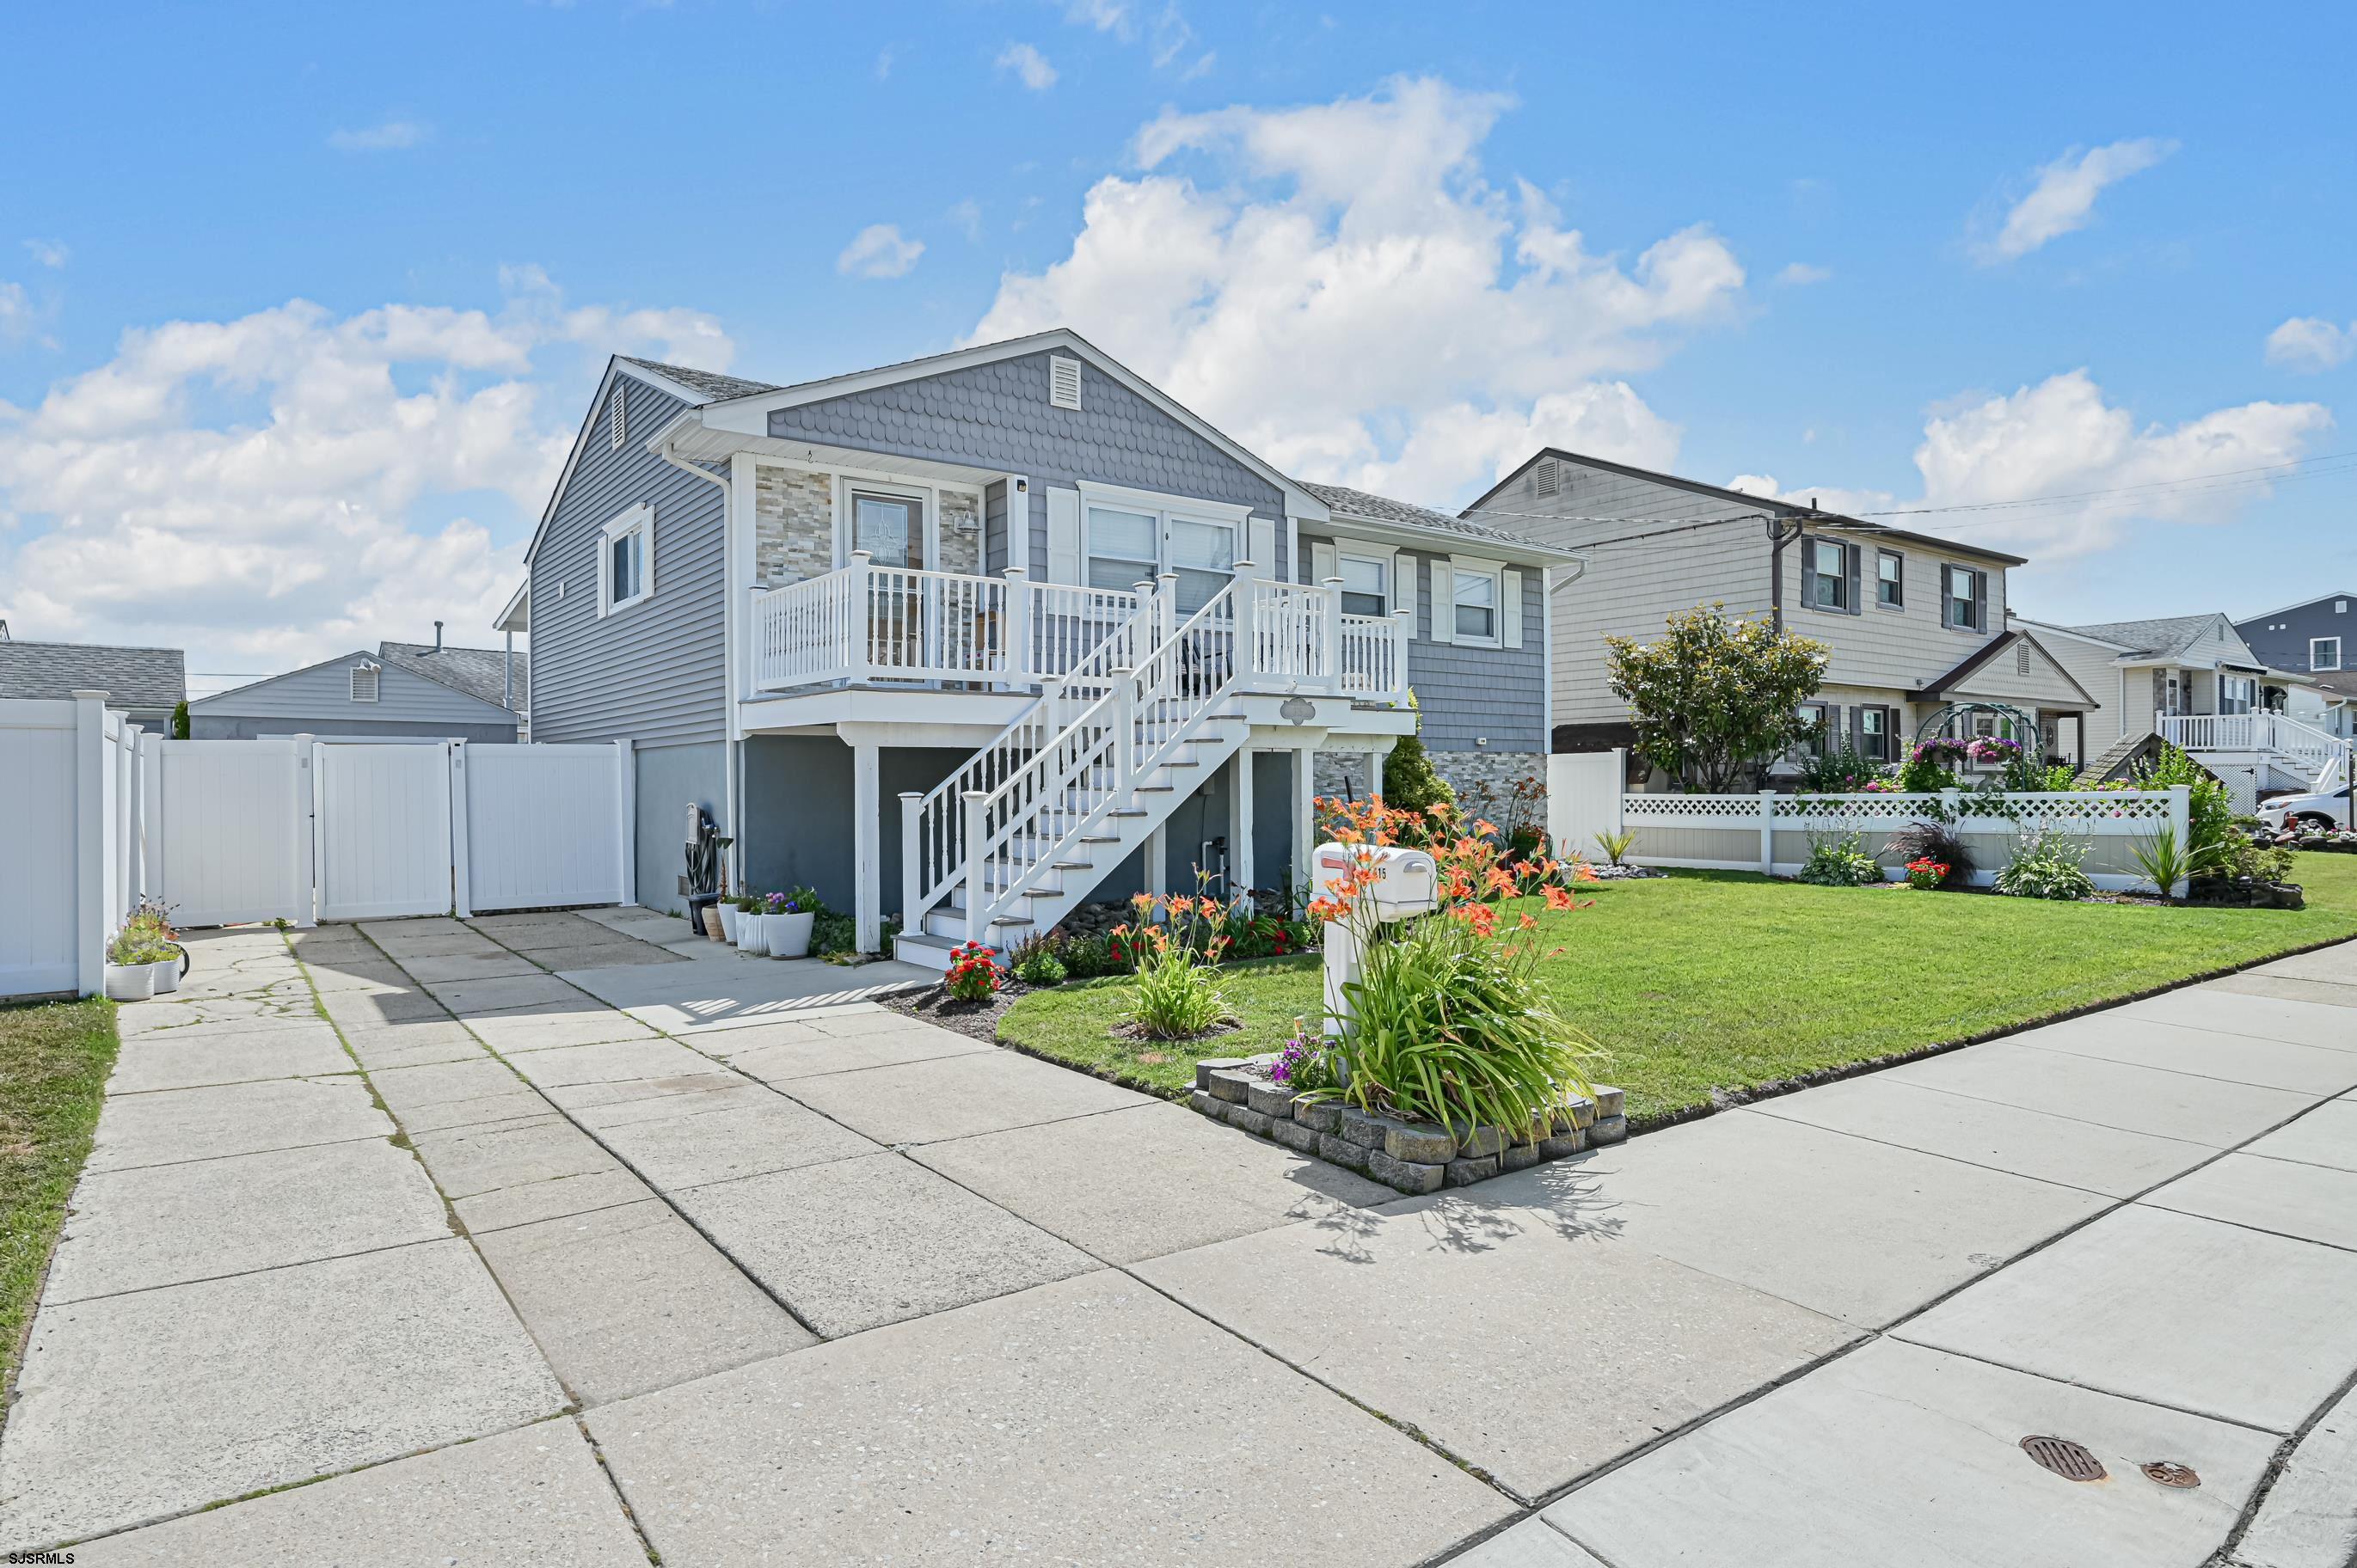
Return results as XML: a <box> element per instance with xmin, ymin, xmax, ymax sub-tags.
<box><xmin>1047</xmin><ymin>355</ymin><xmax>1083</xmax><ymax>411</ymax></box>
<box><xmin>350</xmin><ymin>664</ymin><xmax>380</xmax><ymax>702</ymax></box>
<box><xmin>2016</xmin><ymin>641</ymin><xmax>2033</xmax><ymax>675</ymax></box>
<box><xmin>610</xmin><ymin>385</ymin><xmax>626</xmax><ymax>449</ymax></box>
<box><xmin>1533</xmin><ymin>459</ymin><xmax>1560</xmax><ymax>498</ymax></box>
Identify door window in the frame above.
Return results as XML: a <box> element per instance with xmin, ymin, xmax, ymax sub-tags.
<box><xmin>853</xmin><ymin>493</ymin><xmax>924</xmax><ymax>569</ymax></box>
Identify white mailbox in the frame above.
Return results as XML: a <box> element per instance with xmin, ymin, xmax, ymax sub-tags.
<box><xmin>1314</xmin><ymin>842</ymin><xmax>1438</xmax><ymax>1036</ymax></box>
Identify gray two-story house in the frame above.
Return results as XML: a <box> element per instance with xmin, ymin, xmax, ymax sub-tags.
<box><xmin>2238</xmin><ymin>591</ymin><xmax>2355</xmax><ymax>738</ymax></box>
<box><xmin>1462</xmin><ymin>450</ymin><xmax>2096</xmax><ymax>779</ymax></box>
<box><xmin>507</xmin><ymin>331</ymin><xmax>1570</xmax><ymax>967</ymax></box>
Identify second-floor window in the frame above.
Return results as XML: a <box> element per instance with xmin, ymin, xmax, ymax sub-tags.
<box><xmin>2315</xmin><ymin>636</ymin><xmax>2344</xmax><ymax>672</ymax></box>
<box><xmin>1337</xmin><ymin>553</ymin><xmax>1388</xmax><ymax>617</ymax></box>
<box><xmin>600</xmin><ymin>505</ymin><xmax>653</xmax><ymax>616</ymax></box>
<box><xmin>1810</xmin><ymin>539</ymin><xmax>1849</xmax><ymax>610</ymax></box>
<box><xmin>1877</xmin><ymin>549</ymin><xmax>1904</xmax><ymax>609</ymax></box>
<box><xmin>1942</xmin><ymin>565</ymin><xmax>1986</xmax><ymax>632</ymax></box>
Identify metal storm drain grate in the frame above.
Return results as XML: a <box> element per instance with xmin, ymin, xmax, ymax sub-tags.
<box><xmin>2020</xmin><ymin>1435</ymin><xmax>2108</xmax><ymax>1481</ymax></box>
<box><xmin>2141</xmin><ymin>1461</ymin><xmax>2200</xmax><ymax>1489</ymax></box>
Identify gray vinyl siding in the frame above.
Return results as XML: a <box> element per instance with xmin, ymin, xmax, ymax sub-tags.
<box><xmin>190</xmin><ymin>655</ymin><xmax>515</xmax><ymax>732</ymax></box>
<box><xmin>530</xmin><ymin>380</ymin><xmax>727</xmax><ymax>746</ymax></box>
<box><xmin>2238</xmin><ymin>597</ymin><xmax>2355</xmax><ymax>674</ymax></box>
<box><xmin>768</xmin><ymin>350</ymin><xmax>1290</xmax><ymax>582</ymax></box>
<box><xmin>983</xmin><ymin>479</ymin><xmax>1012</xmax><ymax>575</ymax></box>
<box><xmin>635</xmin><ymin>740</ymin><xmax>724</xmax><ymax>916</ymax></box>
<box><xmin>1298</xmin><ymin>536</ymin><xmax>1546</xmax><ymax>754</ymax></box>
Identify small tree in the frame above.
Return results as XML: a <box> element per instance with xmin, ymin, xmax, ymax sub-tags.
<box><xmin>170</xmin><ymin>700</ymin><xmax>190</xmax><ymax>739</ymax></box>
<box><xmin>1605</xmin><ymin>603</ymin><xmax>1829</xmax><ymax>792</ymax></box>
<box><xmin>1380</xmin><ymin>689</ymin><xmax>1456</xmax><ymax>813</ymax></box>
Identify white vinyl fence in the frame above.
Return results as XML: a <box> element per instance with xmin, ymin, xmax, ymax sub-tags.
<box><xmin>1551</xmin><ymin>747</ymin><xmax>2189</xmax><ymax>892</ymax></box>
<box><xmin>1</xmin><ymin>699</ymin><xmax>635</xmax><ymax>1001</ymax></box>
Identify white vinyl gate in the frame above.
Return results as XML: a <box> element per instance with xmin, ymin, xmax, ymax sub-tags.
<box><xmin>150</xmin><ymin>737</ymin><xmax>632</xmax><ymax>928</ymax></box>
<box><xmin>315</xmin><ymin>743</ymin><xmax>457</xmax><ymax>920</ymax></box>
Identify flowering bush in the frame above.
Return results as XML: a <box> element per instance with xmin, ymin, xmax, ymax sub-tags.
<box><xmin>1993</xmin><ymin>829</ymin><xmax>2096</xmax><ymax>900</ymax></box>
<box><xmin>1904</xmin><ymin>856</ymin><xmax>1949</xmax><ymax>891</ymax></box>
<box><xmin>1967</xmin><ymin>735</ymin><xmax>2022</xmax><ymax>765</ymax></box>
<box><xmin>1008</xmin><ymin>935</ymin><xmax>1068</xmax><ymax>987</ymax></box>
<box><xmin>1298</xmin><ymin>796</ymin><xmax>1596</xmax><ymax>1138</ymax></box>
<box><xmin>1269</xmin><ymin>1021</ymin><xmax>1340</xmax><ymax>1093</ymax></box>
<box><xmin>1114</xmin><ymin>890</ymin><xmax>1233</xmax><ymax>1039</ymax></box>
<box><xmin>942</xmin><ymin>940</ymin><xmax>1002</xmax><ymax>1002</ymax></box>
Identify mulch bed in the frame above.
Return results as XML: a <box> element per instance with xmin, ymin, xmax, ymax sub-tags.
<box><xmin>881</xmin><ymin>981</ymin><xmax>1040</xmax><ymax>1044</ymax></box>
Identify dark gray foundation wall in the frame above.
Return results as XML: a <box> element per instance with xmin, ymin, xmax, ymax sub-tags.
<box><xmin>634</xmin><ymin>740</ymin><xmax>726</xmax><ymax>916</ymax></box>
<box><xmin>737</xmin><ymin>739</ymin><xmax>1308</xmax><ymax>922</ymax></box>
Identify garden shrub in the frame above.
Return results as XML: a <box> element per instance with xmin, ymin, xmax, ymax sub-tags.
<box><xmin>1380</xmin><ymin>690</ymin><xmax>1456</xmax><ymax>814</ymax></box>
<box><xmin>1008</xmin><ymin>936</ymin><xmax>1067</xmax><ymax>987</ymax></box>
<box><xmin>1993</xmin><ymin>829</ymin><xmax>2096</xmax><ymax>900</ymax></box>
<box><xmin>1795</xmin><ymin>831</ymin><xmax>1883</xmax><ymax>886</ymax></box>
<box><xmin>2132</xmin><ymin>744</ymin><xmax>2237</xmax><ymax>872</ymax></box>
<box><xmin>1115</xmin><ymin>894</ymin><xmax>1232</xmax><ymax>1039</ymax></box>
<box><xmin>1795</xmin><ymin>743</ymin><xmax>1884</xmax><ymax>793</ymax></box>
<box><xmin>942</xmin><ymin>940</ymin><xmax>1002</xmax><ymax>1002</ymax></box>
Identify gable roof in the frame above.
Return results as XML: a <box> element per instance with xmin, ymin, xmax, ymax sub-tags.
<box><xmin>1462</xmin><ymin>449</ymin><xmax>2029</xmax><ymax>567</ymax></box>
<box><xmin>615</xmin><ymin>357</ymin><xmax>781</xmax><ymax>404</ymax></box>
<box><xmin>1297</xmin><ymin>481</ymin><xmax>1577</xmax><ymax>559</ymax></box>
<box><xmin>2059</xmin><ymin>613</ymin><xmax>2234</xmax><ymax>659</ymax></box>
<box><xmin>0</xmin><ymin>640</ymin><xmax>186</xmax><ymax>711</ymax></box>
<box><xmin>190</xmin><ymin>645</ymin><xmax>517</xmax><ymax>717</ymax></box>
<box><xmin>1907</xmin><ymin>628</ymin><xmax>2099</xmax><ymax>708</ymax></box>
<box><xmin>377</xmin><ymin>642</ymin><xmax>527</xmax><ymax>711</ymax></box>
<box><xmin>2238</xmin><ymin>591</ymin><xmax>2357</xmax><ymax>625</ymax></box>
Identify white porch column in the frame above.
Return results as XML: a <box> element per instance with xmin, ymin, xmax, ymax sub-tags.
<box><xmin>1292</xmin><ymin>744</ymin><xmax>1317</xmax><ymax>895</ymax></box>
<box><xmin>852</xmin><ymin>740</ymin><xmax>881</xmax><ymax>953</ymax></box>
<box><xmin>1364</xmin><ymin>750</ymin><xmax>1382</xmax><ymax>803</ymax></box>
<box><xmin>1002</xmin><ymin>564</ymin><xmax>1031</xmax><ymax>689</ymax></box>
<box><xmin>1231</xmin><ymin>748</ymin><xmax>1255</xmax><ymax>908</ymax></box>
<box><xmin>1145</xmin><ymin>824</ymin><xmax>1167</xmax><ymax>903</ymax></box>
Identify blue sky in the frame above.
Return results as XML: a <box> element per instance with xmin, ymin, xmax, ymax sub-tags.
<box><xmin>3</xmin><ymin>1</ymin><xmax>2352</xmax><ymax>691</ymax></box>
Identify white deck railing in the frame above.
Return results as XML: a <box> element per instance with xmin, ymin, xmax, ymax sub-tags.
<box><xmin>2160</xmin><ymin>710</ymin><xmax>2346</xmax><ymax>782</ymax></box>
<box><xmin>752</xmin><ymin>555</ymin><xmax>1409</xmax><ymax>702</ymax></box>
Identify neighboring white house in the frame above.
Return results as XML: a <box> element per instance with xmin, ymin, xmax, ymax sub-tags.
<box><xmin>189</xmin><ymin>632</ymin><xmax>528</xmax><ymax>742</ymax></box>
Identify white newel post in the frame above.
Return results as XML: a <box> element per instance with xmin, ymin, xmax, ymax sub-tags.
<box><xmin>1232</xmin><ymin>560</ymin><xmax>1259</xmax><ymax>682</ymax></box>
<box><xmin>1002</xmin><ymin>565</ymin><xmax>1031</xmax><ymax>689</ymax></box>
<box><xmin>1758</xmin><ymin>789</ymin><xmax>1777</xmax><ymax>876</ymax></box>
<box><xmin>846</xmin><ymin>550</ymin><xmax>875</xmax><ymax>685</ymax></box>
<box><xmin>1322</xmin><ymin>576</ymin><xmax>1345</xmax><ymax>694</ymax></box>
<box><xmin>2168</xmin><ymin>784</ymin><xmax>2190</xmax><ymax>897</ymax></box>
<box><xmin>1391</xmin><ymin>606</ymin><xmax>1414</xmax><ymax>700</ymax></box>
<box><xmin>292</xmin><ymin>734</ymin><xmax>319</xmax><ymax>927</ymax></box>
<box><xmin>1111</xmin><ymin>670</ymin><xmax>1137</xmax><ymax>791</ymax></box>
<box><xmin>898</xmin><ymin>791</ymin><xmax>921</xmax><ymax>939</ymax></box>
<box><xmin>615</xmin><ymin>738</ymin><xmax>637</xmax><ymax>906</ymax></box>
<box><xmin>962</xmin><ymin>790</ymin><xmax>990</xmax><ymax>947</ymax></box>
<box><xmin>71</xmin><ymin>690</ymin><xmax>107</xmax><ymax>996</ymax></box>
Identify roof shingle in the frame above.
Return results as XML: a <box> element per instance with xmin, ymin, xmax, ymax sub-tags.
<box><xmin>1296</xmin><ymin>481</ymin><xmax>1545</xmax><ymax>549</ymax></box>
<box><xmin>0</xmin><ymin>640</ymin><xmax>186</xmax><ymax>712</ymax></box>
<box><xmin>377</xmin><ymin>641</ymin><xmax>528</xmax><ymax>710</ymax></box>
<box><xmin>2060</xmin><ymin>614</ymin><xmax>2226</xmax><ymax>658</ymax></box>
<box><xmin>617</xmin><ymin>357</ymin><xmax>782</xmax><ymax>403</ymax></box>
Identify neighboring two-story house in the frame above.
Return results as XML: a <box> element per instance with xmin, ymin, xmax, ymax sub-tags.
<box><xmin>506</xmin><ymin>331</ymin><xmax>1570</xmax><ymax>966</ymax></box>
<box><xmin>2237</xmin><ymin>591</ymin><xmax>2355</xmax><ymax>739</ymax></box>
<box><xmin>1459</xmin><ymin>450</ymin><xmax>2094</xmax><ymax>780</ymax></box>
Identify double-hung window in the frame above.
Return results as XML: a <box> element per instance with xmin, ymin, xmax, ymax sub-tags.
<box><xmin>600</xmin><ymin>505</ymin><xmax>654</xmax><ymax>616</ymax></box>
<box><xmin>1798</xmin><ymin>701</ymin><xmax>1832</xmax><ymax>758</ymax></box>
<box><xmin>1943</xmin><ymin>564</ymin><xmax>1986</xmax><ymax>632</ymax></box>
<box><xmin>1877</xmin><ymin>549</ymin><xmax>1904</xmax><ymax>609</ymax></box>
<box><xmin>1859</xmin><ymin>705</ymin><xmax>1890</xmax><ymax>761</ymax></box>
<box><xmin>1809</xmin><ymin>539</ymin><xmax>1849</xmax><ymax>610</ymax></box>
<box><xmin>2220</xmin><ymin>676</ymin><xmax>2256</xmax><ymax>715</ymax></box>
<box><xmin>1452</xmin><ymin>564</ymin><xmax>1501</xmax><ymax>642</ymax></box>
<box><xmin>1083</xmin><ymin>493</ymin><xmax>1241</xmax><ymax>614</ymax></box>
<box><xmin>2315</xmin><ymin>636</ymin><xmax>2344</xmax><ymax>672</ymax></box>
<box><xmin>1337</xmin><ymin>552</ymin><xmax>1388</xmax><ymax>617</ymax></box>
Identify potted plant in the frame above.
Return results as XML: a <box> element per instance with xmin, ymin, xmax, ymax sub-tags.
<box><xmin>737</xmin><ymin>893</ymin><xmax>771</xmax><ymax>956</ymax></box>
<box><xmin>717</xmin><ymin>890</ymin><xmax>741</xmax><ymax>943</ymax></box>
<box><xmin>766</xmin><ymin>889</ymin><xmax>817</xmax><ymax>959</ymax></box>
<box><xmin>104</xmin><ymin>927</ymin><xmax>171</xmax><ymax>1000</ymax></box>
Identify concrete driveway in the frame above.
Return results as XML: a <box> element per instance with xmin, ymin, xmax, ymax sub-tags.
<box><xmin>3</xmin><ymin>914</ymin><xmax>2354</xmax><ymax>1568</ymax></box>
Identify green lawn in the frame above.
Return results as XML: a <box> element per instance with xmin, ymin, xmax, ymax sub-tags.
<box><xmin>0</xmin><ymin>997</ymin><xmax>117</xmax><ymax>1424</ymax></box>
<box><xmin>999</xmin><ymin>855</ymin><xmax>2357</xmax><ymax>1125</ymax></box>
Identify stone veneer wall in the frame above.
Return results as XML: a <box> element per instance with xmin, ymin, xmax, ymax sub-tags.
<box><xmin>1311</xmin><ymin>750</ymin><xmax>1386</xmax><ymax>802</ymax></box>
<box><xmin>939</xmin><ymin>491</ymin><xmax>982</xmax><ymax>576</ymax></box>
<box><xmin>1431</xmin><ymin>750</ymin><xmax>1547</xmax><ymax>818</ymax></box>
<box><xmin>754</xmin><ymin>466</ymin><xmax>834</xmax><ymax>587</ymax></box>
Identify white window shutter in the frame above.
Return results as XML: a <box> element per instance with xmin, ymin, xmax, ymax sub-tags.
<box><xmin>1431</xmin><ymin>559</ymin><xmax>1456</xmax><ymax>644</ymax></box>
<box><xmin>1044</xmin><ymin>487</ymin><xmax>1081</xmax><ymax>584</ymax></box>
<box><xmin>1393</xmin><ymin>551</ymin><xmax>1417</xmax><ymax>638</ymax></box>
<box><xmin>1310</xmin><ymin>540</ymin><xmax>1339</xmax><ymax>587</ymax></box>
<box><xmin>1502</xmin><ymin>567</ymin><xmax>1524</xmax><ymax>648</ymax></box>
<box><xmin>1248</xmin><ymin>517</ymin><xmax>1276</xmax><ymax>580</ymax></box>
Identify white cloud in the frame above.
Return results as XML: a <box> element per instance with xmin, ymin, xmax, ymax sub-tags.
<box><xmin>1976</xmin><ymin>138</ymin><xmax>2175</xmax><ymax>263</ymax></box>
<box><xmin>969</xmin><ymin>77</ymin><xmax>1744</xmax><ymax>505</ymax></box>
<box><xmin>1726</xmin><ymin>474</ymin><xmax>1895</xmax><ymax>519</ymax></box>
<box><xmin>836</xmin><ymin>224</ymin><xmax>924</xmax><ymax>279</ymax></box>
<box><xmin>996</xmin><ymin>42</ymin><xmax>1058</xmax><ymax>90</ymax></box>
<box><xmin>0</xmin><ymin>277</ymin><xmax>732</xmax><ymax>681</ymax></box>
<box><xmin>875</xmin><ymin>44</ymin><xmax>898</xmax><ymax>79</ymax></box>
<box><xmin>2265</xmin><ymin>315</ymin><xmax>2354</xmax><ymax>372</ymax></box>
<box><xmin>328</xmin><ymin>119</ymin><xmax>431</xmax><ymax>152</ymax></box>
<box><xmin>23</xmin><ymin>239</ymin><xmax>69</xmax><ymax>269</ymax></box>
<box><xmin>0</xmin><ymin>281</ymin><xmax>32</xmax><ymax>345</ymax></box>
<box><xmin>1776</xmin><ymin>262</ymin><xmax>1831</xmax><ymax>286</ymax></box>
<box><xmin>1062</xmin><ymin>0</ymin><xmax>1130</xmax><ymax>34</ymax></box>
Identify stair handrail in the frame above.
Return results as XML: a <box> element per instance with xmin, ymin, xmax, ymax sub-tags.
<box><xmin>962</xmin><ymin>579</ymin><xmax>1248</xmax><ymax>940</ymax></box>
<box><xmin>903</xmin><ymin>579</ymin><xmax>1155</xmax><ymax>934</ymax></box>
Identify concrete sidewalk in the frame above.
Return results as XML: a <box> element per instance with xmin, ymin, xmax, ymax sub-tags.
<box><xmin>5</xmin><ymin>914</ymin><xmax>2354</xmax><ymax>1567</ymax></box>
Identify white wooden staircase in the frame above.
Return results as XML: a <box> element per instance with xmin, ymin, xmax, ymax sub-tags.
<box><xmin>895</xmin><ymin>574</ymin><xmax>1327</xmax><ymax>968</ymax></box>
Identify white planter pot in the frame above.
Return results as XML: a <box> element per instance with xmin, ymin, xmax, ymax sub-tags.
<box><xmin>738</xmin><ymin>913</ymin><xmax>770</xmax><ymax>956</ymax></box>
<box><xmin>718</xmin><ymin>903</ymin><xmax>740</xmax><ymax>942</ymax></box>
<box><xmin>103</xmin><ymin>962</ymin><xmax>156</xmax><ymax>1001</ymax></box>
<box><xmin>148</xmin><ymin>953</ymin><xmax>182</xmax><ymax>995</ymax></box>
<box><xmin>768</xmin><ymin>910</ymin><xmax>815</xmax><ymax>959</ymax></box>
